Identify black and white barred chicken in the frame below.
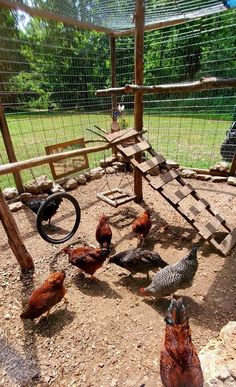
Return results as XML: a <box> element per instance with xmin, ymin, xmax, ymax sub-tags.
<box><xmin>109</xmin><ymin>248</ymin><xmax>168</xmax><ymax>279</ymax></box>
<box><xmin>140</xmin><ymin>246</ymin><xmax>199</xmax><ymax>299</ymax></box>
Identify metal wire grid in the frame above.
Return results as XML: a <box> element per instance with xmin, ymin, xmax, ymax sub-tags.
<box><xmin>6</xmin><ymin>0</ymin><xmax>226</xmax><ymax>32</ymax></box>
<box><xmin>0</xmin><ymin>15</ymin><xmax>112</xmax><ymax>188</ymax></box>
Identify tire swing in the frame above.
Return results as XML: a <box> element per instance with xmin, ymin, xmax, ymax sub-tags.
<box><xmin>36</xmin><ymin>192</ymin><xmax>81</xmax><ymax>244</ymax></box>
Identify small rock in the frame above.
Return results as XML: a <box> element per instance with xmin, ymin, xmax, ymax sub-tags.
<box><xmin>227</xmin><ymin>177</ymin><xmax>236</xmax><ymax>186</ymax></box>
<box><xmin>116</xmin><ymin>153</ymin><xmax>127</xmax><ymax>163</ymax></box>
<box><xmin>98</xmin><ymin>363</ymin><xmax>104</xmax><ymax>368</ymax></box>
<box><xmin>20</xmin><ymin>192</ymin><xmax>33</xmax><ymax>203</ymax></box>
<box><xmin>76</xmin><ymin>175</ymin><xmax>87</xmax><ymax>185</ymax></box>
<box><xmin>196</xmin><ymin>174</ymin><xmax>211</xmax><ymax>181</ymax></box>
<box><xmin>83</xmin><ymin>171</ymin><xmax>91</xmax><ymax>181</ymax></box>
<box><xmin>180</xmin><ymin>169</ymin><xmax>197</xmax><ymax>178</ymax></box>
<box><xmin>211</xmin><ymin>176</ymin><xmax>227</xmax><ymax>183</ymax></box>
<box><xmin>50</xmin><ymin>182</ymin><xmax>65</xmax><ymax>193</ymax></box>
<box><xmin>105</xmin><ymin>166</ymin><xmax>115</xmax><ymax>174</ymax></box>
<box><xmin>166</xmin><ymin>159</ymin><xmax>179</xmax><ymax>169</ymax></box>
<box><xmin>9</xmin><ymin>202</ymin><xmax>24</xmax><ymax>212</ymax></box>
<box><xmin>210</xmin><ymin>161</ymin><xmax>229</xmax><ymax>172</ymax></box>
<box><xmin>4</xmin><ymin>313</ymin><xmax>11</xmax><ymax>319</ymax></box>
<box><xmin>3</xmin><ymin>187</ymin><xmax>18</xmax><ymax>200</ymax></box>
<box><xmin>90</xmin><ymin>167</ymin><xmax>105</xmax><ymax>180</ymax></box>
<box><xmin>62</xmin><ymin>178</ymin><xmax>78</xmax><ymax>191</ymax></box>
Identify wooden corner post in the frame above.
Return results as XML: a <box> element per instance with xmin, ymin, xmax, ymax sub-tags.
<box><xmin>0</xmin><ymin>189</ymin><xmax>34</xmax><ymax>273</ymax></box>
<box><xmin>134</xmin><ymin>0</ymin><xmax>145</xmax><ymax>202</ymax></box>
<box><xmin>0</xmin><ymin>103</ymin><xmax>24</xmax><ymax>192</ymax></box>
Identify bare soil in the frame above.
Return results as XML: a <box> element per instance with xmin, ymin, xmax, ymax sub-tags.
<box><xmin>0</xmin><ymin>174</ymin><xmax>236</xmax><ymax>387</ymax></box>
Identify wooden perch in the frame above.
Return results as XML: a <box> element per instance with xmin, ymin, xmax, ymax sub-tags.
<box><xmin>0</xmin><ymin>143</ymin><xmax>111</xmax><ymax>177</ymax></box>
<box><xmin>96</xmin><ymin>77</ymin><xmax>236</xmax><ymax>96</ymax></box>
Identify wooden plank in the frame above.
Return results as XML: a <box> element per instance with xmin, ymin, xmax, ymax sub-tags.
<box><xmin>117</xmin><ymin>141</ymin><xmax>151</xmax><ymax>157</ymax></box>
<box><xmin>148</xmin><ymin>169</ymin><xmax>179</xmax><ymax>190</ymax></box>
<box><xmin>171</xmin><ymin>184</ymin><xmax>194</xmax><ymax>204</ymax></box>
<box><xmin>132</xmin><ymin>155</ymin><xmax>166</xmax><ymax>173</ymax></box>
<box><xmin>198</xmin><ymin>214</ymin><xmax>225</xmax><ymax>240</ymax></box>
<box><xmin>0</xmin><ymin>103</ymin><xmax>24</xmax><ymax>192</ymax></box>
<box><xmin>106</xmin><ymin>128</ymin><xmax>139</xmax><ymax>144</ymax></box>
<box><xmin>0</xmin><ymin>189</ymin><xmax>34</xmax><ymax>273</ymax></box>
<box><xmin>218</xmin><ymin>228</ymin><xmax>236</xmax><ymax>255</ymax></box>
<box><xmin>188</xmin><ymin>198</ymin><xmax>209</xmax><ymax>219</ymax></box>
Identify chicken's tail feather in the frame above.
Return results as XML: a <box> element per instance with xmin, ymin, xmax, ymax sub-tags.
<box><xmin>164</xmin><ymin>297</ymin><xmax>187</xmax><ymax>325</ymax></box>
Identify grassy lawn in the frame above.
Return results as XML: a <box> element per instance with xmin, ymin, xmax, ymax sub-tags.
<box><xmin>0</xmin><ymin>111</ymin><xmax>230</xmax><ymax>189</ymax></box>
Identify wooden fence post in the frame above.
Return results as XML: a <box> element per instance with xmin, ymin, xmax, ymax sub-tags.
<box><xmin>0</xmin><ymin>189</ymin><xmax>34</xmax><ymax>273</ymax></box>
<box><xmin>0</xmin><ymin>103</ymin><xmax>24</xmax><ymax>192</ymax></box>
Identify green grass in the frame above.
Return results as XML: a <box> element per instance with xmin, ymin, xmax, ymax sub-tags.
<box><xmin>0</xmin><ymin>111</ymin><xmax>231</xmax><ymax>189</ymax></box>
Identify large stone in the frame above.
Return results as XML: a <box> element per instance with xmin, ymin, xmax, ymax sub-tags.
<box><xmin>83</xmin><ymin>171</ymin><xmax>91</xmax><ymax>181</ymax></box>
<box><xmin>227</xmin><ymin>177</ymin><xmax>236</xmax><ymax>187</ymax></box>
<box><xmin>210</xmin><ymin>161</ymin><xmax>229</xmax><ymax>172</ymax></box>
<box><xmin>211</xmin><ymin>176</ymin><xmax>227</xmax><ymax>183</ymax></box>
<box><xmin>20</xmin><ymin>192</ymin><xmax>33</xmax><ymax>203</ymax></box>
<box><xmin>105</xmin><ymin>166</ymin><xmax>115</xmax><ymax>174</ymax></box>
<box><xmin>2</xmin><ymin>187</ymin><xmax>18</xmax><ymax>200</ymax></box>
<box><xmin>180</xmin><ymin>169</ymin><xmax>197</xmax><ymax>178</ymax></box>
<box><xmin>9</xmin><ymin>202</ymin><xmax>24</xmax><ymax>212</ymax></box>
<box><xmin>90</xmin><ymin>167</ymin><xmax>105</xmax><ymax>180</ymax></box>
<box><xmin>24</xmin><ymin>175</ymin><xmax>53</xmax><ymax>194</ymax></box>
<box><xmin>112</xmin><ymin>161</ymin><xmax>126</xmax><ymax>171</ymax></box>
<box><xmin>62</xmin><ymin>178</ymin><xmax>77</xmax><ymax>191</ymax></box>
<box><xmin>76</xmin><ymin>175</ymin><xmax>87</xmax><ymax>185</ymax></box>
<box><xmin>199</xmin><ymin>322</ymin><xmax>236</xmax><ymax>386</ymax></box>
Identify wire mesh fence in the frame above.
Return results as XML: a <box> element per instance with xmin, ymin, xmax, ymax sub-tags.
<box><xmin>0</xmin><ymin>7</ymin><xmax>235</xmax><ymax>190</ymax></box>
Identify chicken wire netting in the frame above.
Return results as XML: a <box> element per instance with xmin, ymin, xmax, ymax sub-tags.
<box><xmin>1</xmin><ymin>0</ymin><xmax>226</xmax><ymax>32</ymax></box>
<box><xmin>0</xmin><ymin>6</ymin><xmax>235</xmax><ymax>190</ymax></box>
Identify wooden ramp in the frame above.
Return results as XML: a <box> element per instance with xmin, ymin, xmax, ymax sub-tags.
<box><xmin>103</xmin><ymin>128</ymin><xmax>236</xmax><ymax>256</ymax></box>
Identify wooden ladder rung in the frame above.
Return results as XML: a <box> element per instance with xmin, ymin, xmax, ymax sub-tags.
<box><xmin>106</xmin><ymin>128</ymin><xmax>139</xmax><ymax>144</ymax></box>
<box><xmin>216</xmin><ymin>228</ymin><xmax>236</xmax><ymax>255</ymax></box>
<box><xmin>132</xmin><ymin>155</ymin><xmax>166</xmax><ymax>173</ymax></box>
<box><xmin>188</xmin><ymin>198</ymin><xmax>209</xmax><ymax>220</ymax></box>
<box><xmin>148</xmin><ymin>169</ymin><xmax>179</xmax><ymax>190</ymax></box>
<box><xmin>117</xmin><ymin>140</ymin><xmax>151</xmax><ymax>157</ymax></box>
<box><xmin>171</xmin><ymin>184</ymin><xmax>195</xmax><ymax>204</ymax></box>
<box><xmin>198</xmin><ymin>214</ymin><xmax>225</xmax><ymax>240</ymax></box>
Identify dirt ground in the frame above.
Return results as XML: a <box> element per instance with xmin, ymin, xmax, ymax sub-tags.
<box><xmin>0</xmin><ymin>174</ymin><xmax>236</xmax><ymax>387</ymax></box>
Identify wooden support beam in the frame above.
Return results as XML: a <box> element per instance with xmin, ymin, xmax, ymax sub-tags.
<box><xmin>0</xmin><ymin>143</ymin><xmax>111</xmax><ymax>177</ymax></box>
<box><xmin>229</xmin><ymin>154</ymin><xmax>236</xmax><ymax>176</ymax></box>
<box><xmin>0</xmin><ymin>103</ymin><xmax>24</xmax><ymax>192</ymax></box>
<box><xmin>110</xmin><ymin>36</ymin><xmax>117</xmax><ymax>113</ymax></box>
<box><xmin>0</xmin><ymin>189</ymin><xmax>34</xmax><ymax>273</ymax></box>
<box><xmin>96</xmin><ymin>77</ymin><xmax>236</xmax><ymax>96</ymax></box>
<box><xmin>133</xmin><ymin>0</ymin><xmax>145</xmax><ymax>203</ymax></box>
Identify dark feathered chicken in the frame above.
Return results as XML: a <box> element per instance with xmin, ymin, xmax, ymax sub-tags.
<box><xmin>140</xmin><ymin>246</ymin><xmax>199</xmax><ymax>298</ymax></box>
<box><xmin>109</xmin><ymin>248</ymin><xmax>168</xmax><ymax>279</ymax></box>
<box><xmin>26</xmin><ymin>197</ymin><xmax>62</xmax><ymax>226</ymax></box>
<box><xmin>63</xmin><ymin>246</ymin><xmax>110</xmax><ymax>279</ymax></box>
<box><xmin>96</xmin><ymin>213</ymin><xmax>112</xmax><ymax>248</ymax></box>
<box><xmin>160</xmin><ymin>297</ymin><xmax>203</xmax><ymax>387</ymax></box>
<box><xmin>20</xmin><ymin>271</ymin><xmax>67</xmax><ymax>320</ymax></box>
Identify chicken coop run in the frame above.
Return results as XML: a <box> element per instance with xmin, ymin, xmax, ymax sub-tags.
<box><xmin>0</xmin><ymin>0</ymin><xmax>236</xmax><ymax>270</ymax></box>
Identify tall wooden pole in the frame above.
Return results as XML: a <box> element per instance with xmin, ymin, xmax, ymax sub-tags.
<box><xmin>134</xmin><ymin>0</ymin><xmax>145</xmax><ymax>202</ymax></box>
<box><xmin>110</xmin><ymin>36</ymin><xmax>117</xmax><ymax>114</ymax></box>
<box><xmin>0</xmin><ymin>189</ymin><xmax>34</xmax><ymax>273</ymax></box>
<box><xmin>0</xmin><ymin>103</ymin><xmax>24</xmax><ymax>192</ymax></box>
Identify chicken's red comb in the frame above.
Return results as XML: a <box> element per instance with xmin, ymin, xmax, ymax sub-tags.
<box><xmin>140</xmin><ymin>287</ymin><xmax>145</xmax><ymax>293</ymax></box>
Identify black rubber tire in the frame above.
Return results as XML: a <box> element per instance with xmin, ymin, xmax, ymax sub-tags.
<box><xmin>220</xmin><ymin>141</ymin><xmax>236</xmax><ymax>162</ymax></box>
<box><xmin>36</xmin><ymin>192</ymin><xmax>81</xmax><ymax>244</ymax></box>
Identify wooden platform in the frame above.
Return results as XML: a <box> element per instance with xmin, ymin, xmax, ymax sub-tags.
<box><xmin>99</xmin><ymin>128</ymin><xmax>236</xmax><ymax>256</ymax></box>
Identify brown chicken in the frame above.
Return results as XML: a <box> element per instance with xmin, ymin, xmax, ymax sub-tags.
<box><xmin>160</xmin><ymin>298</ymin><xmax>203</xmax><ymax>387</ymax></box>
<box><xmin>64</xmin><ymin>246</ymin><xmax>110</xmax><ymax>279</ymax></box>
<box><xmin>132</xmin><ymin>209</ymin><xmax>152</xmax><ymax>245</ymax></box>
<box><xmin>20</xmin><ymin>271</ymin><xmax>67</xmax><ymax>320</ymax></box>
<box><xmin>96</xmin><ymin>213</ymin><xmax>112</xmax><ymax>248</ymax></box>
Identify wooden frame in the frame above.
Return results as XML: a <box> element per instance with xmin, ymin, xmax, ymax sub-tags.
<box><xmin>45</xmin><ymin>138</ymin><xmax>89</xmax><ymax>179</ymax></box>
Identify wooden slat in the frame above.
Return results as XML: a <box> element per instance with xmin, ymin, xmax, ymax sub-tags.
<box><xmin>199</xmin><ymin>214</ymin><xmax>225</xmax><ymax>240</ymax></box>
<box><xmin>148</xmin><ymin>169</ymin><xmax>179</xmax><ymax>190</ymax></box>
<box><xmin>117</xmin><ymin>140</ymin><xmax>150</xmax><ymax>157</ymax></box>
<box><xmin>132</xmin><ymin>155</ymin><xmax>166</xmax><ymax>173</ymax></box>
<box><xmin>106</xmin><ymin>128</ymin><xmax>139</xmax><ymax>144</ymax></box>
<box><xmin>171</xmin><ymin>184</ymin><xmax>194</xmax><ymax>204</ymax></box>
<box><xmin>218</xmin><ymin>228</ymin><xmax>236</xmax><ymax>255</ymax></box>
<box><xmin>188</xmin><ymin>198</ymin><xmax>209</xmax><ymax>219</ymax></box>
<box><xmin>96</xmin><ymin>189</ymin><xmax>136</xmax><ymax>208</ymax></box>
